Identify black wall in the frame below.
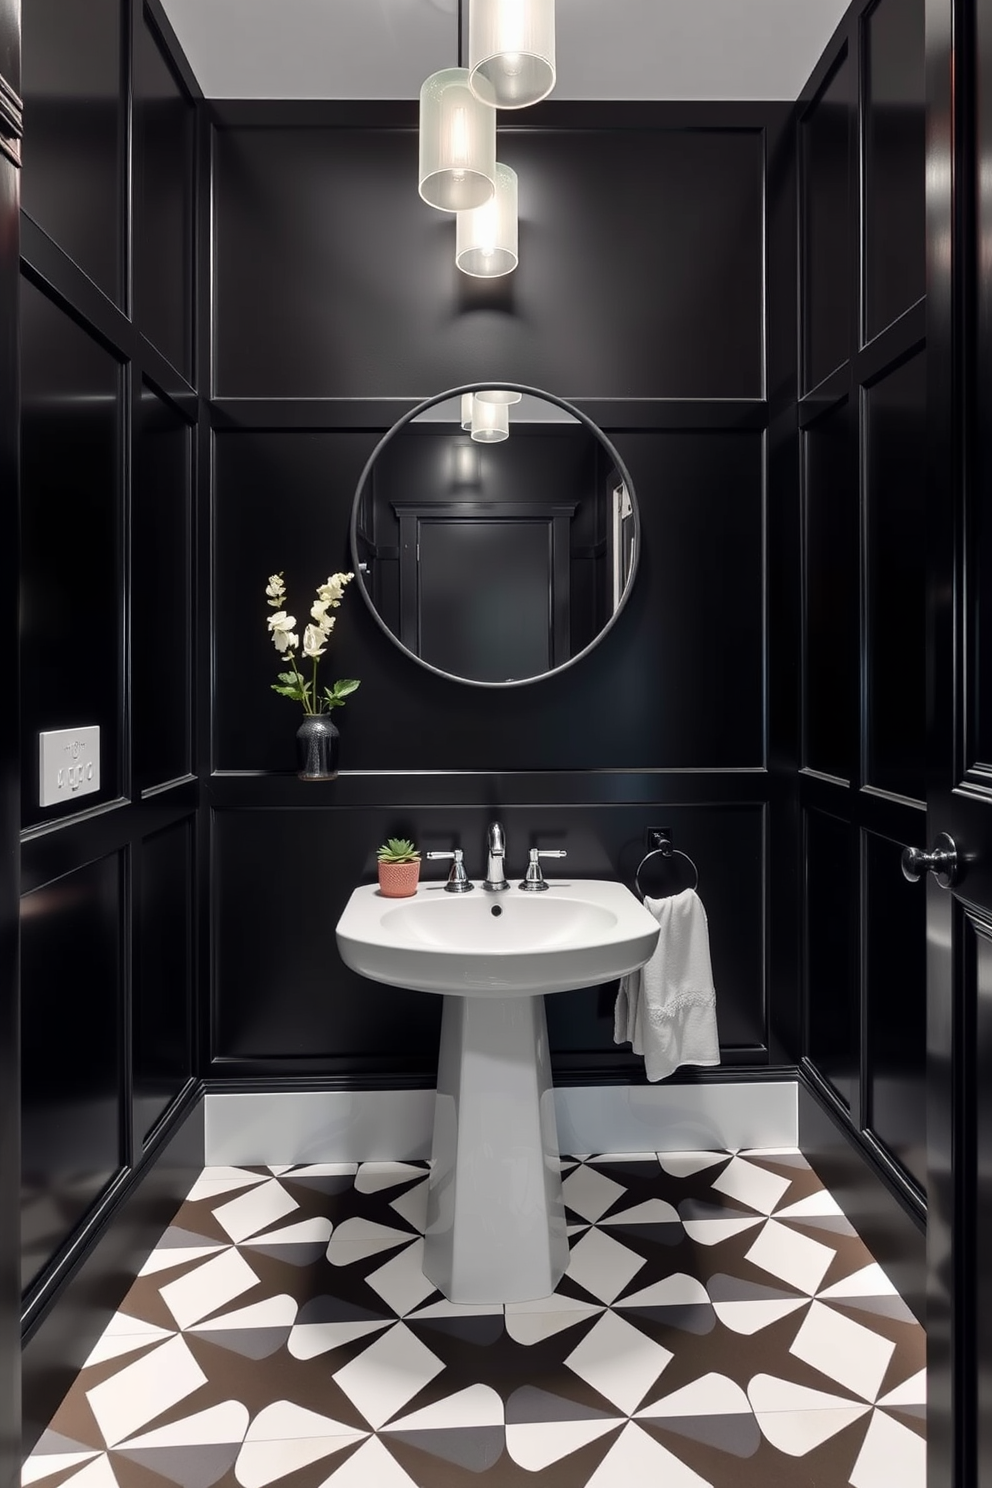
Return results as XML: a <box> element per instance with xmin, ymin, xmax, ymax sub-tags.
<box><xmin>16</xmin><ymin>0</ymin><xmax>201</xmax><ymax>1447</ymax></box>
<box><xmin>205</xmin><ymin>99</ymin><xmax>795</xmax><ymax>1085</ymax></box>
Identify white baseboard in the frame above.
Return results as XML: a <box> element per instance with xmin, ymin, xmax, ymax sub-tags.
<box><xmin>205</xmin><ymin>1081</ymin><xmax>798</xmax><ymax>1166</ymax></box>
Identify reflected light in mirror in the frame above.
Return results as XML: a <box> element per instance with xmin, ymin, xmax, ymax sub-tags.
<box><xmin>476</xmin><ymin>387</ymin><xmax>522</xmax><ymax>405</ymax></box>
<box><xmin>471</xmin><ymin>398</ymin><xmax>509</xmax><ymax>442</ymax></box>
<box><xmin>461</xmin><ymin>392</ymin><xmax>475</xmax><ymax>429</ymax></box>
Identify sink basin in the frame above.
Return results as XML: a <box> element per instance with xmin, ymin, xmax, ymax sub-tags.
<box><xmin>334</xmin><ymin>877</ymin><xmax>660</xmax><ymax>1305</ymax></box>
<box><xmin>336</xmin><ymin>879</ymin><xmax>660</xmax><ymax>996</ymax></box>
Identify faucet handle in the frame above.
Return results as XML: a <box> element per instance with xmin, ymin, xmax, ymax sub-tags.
<box><xmin>426</xmin><ymin>848</ymin><xmax>474</xmax><ymax>893</ymax></box>
<box><xmin>519</xmin><ymin>847</ymin><xmax>567</xmax><ymax>892</ymax></box>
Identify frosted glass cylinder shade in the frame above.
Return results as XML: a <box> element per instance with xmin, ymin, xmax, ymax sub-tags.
<box><xmin>456</xmin><ymin>162</ymin><xmax>518</xmax><ymax>277</ymax></box>
<box><xmin>419</xmin><ymin>69</ymin><xmax>497</xmax><ymax>212</ymax></box>
<box><xmin>469</xmin><ymin>0</ymin><xmax>556</xmax><ymax>108</ymax></box>
<box><xmin>461</xmin><ymin>393</ymin><xmax>475</xmax><ymax>429</ymax></box>
<box><xmin>475</xmin><ymin>387</ymin><xmax>522</xmax><ymax>405</ymax></box>
<box><xmin>470</xmin><ymin>399</ymin><xmax>509</xmax><ymax>442</ymax></box>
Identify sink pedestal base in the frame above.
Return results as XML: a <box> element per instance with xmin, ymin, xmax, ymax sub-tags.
<box><xmin>423</xmin><ymin>993</ymin><xmax>569</xmax><ymax>1304</ymax></box>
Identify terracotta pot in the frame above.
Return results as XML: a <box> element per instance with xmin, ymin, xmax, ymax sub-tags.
<box><xmin>377</xmin><ymin>860</ymin><xmax>420</xmax><ymax>898</ymax></box>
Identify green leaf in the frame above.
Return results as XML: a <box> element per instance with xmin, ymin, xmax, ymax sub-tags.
<box><xmin>271</xmin><ymin>683</ymin><xmax>305</xmax><ymax>699</ymax></box>
<box><xmin>377</xmin><ymin>837</ymin><xmax>420</xmax><ymax>863</ymax></box>
<box><xmin>324</xmin><ymin>677</ymin><xmax>361</xmax><ymax>709</ymax></box>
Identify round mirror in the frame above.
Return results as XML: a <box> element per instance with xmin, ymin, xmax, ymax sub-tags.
<box><xmin>350</xmin><ymin>384</ymin><xmax>639</xmax><ymax>687</ymax></box>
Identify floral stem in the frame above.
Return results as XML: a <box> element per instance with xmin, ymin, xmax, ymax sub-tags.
<box><xmin>290</xmin><ymin>654</ymin><xmax>311</xmax><ymax>714</ymax></box>
<box><xmin>312</xmin><ymin>656</ymin><xmax>319</xmax><ymax>713</ymax></box>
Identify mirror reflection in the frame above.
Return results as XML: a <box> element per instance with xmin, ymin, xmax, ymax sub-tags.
<box><xmin>351</xmin><ymin>386</ymin><xmax>638</xmax><ymax>687</ymax></box>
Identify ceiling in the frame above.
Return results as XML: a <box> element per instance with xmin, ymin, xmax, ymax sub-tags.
<box><xmin>158</xmin><ymin>0</ymin><xmax>851</xmax><ymax>102</ymax></box>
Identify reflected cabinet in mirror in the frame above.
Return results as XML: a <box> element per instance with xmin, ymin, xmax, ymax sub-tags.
<box><xmin>350</xmin><ymin>385</ymin><xmax>639</xmax><ymax>687</ymax></box>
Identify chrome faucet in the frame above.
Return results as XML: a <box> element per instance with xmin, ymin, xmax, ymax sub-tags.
<box><xmin>483</xmin><ymin>821</ymin><xmax>509</xmax><ymax>891</ymax></box>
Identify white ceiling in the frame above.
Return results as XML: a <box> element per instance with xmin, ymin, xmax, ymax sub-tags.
<box><xmin>159</xmin><ymin>0</ymin><xmax>851</xmax><ymax>102</ymax></box>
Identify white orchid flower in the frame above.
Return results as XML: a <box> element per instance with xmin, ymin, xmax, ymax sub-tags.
<box><xmin>267</xmin><ymin>611</ymin><xmax>298</xmax><ymax>652</ymax></box>
<box><xmin>265</xmin><ymin>574</ymin><xmax>286</xmax><ymax>607</ymax></box>
<box><xmin>311</xmin><ymin>599</ymin><xmax>330</xmax><ymax>622</ymax></box>
<box><xmin>303</xmin><ymin>624</ymin><xmax>327</xmax><ymax>658</ymax></box>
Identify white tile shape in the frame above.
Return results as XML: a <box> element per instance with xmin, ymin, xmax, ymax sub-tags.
<box><xmin>618</xmin><ymin>1273</ymin><xmax>709</xmax><ymax>1308</ymax></box>
<box><xmin>326</xmin><ymin>1218</ymin><xmax>416</xmax><ymax>1264</ymax></box>
<box><xmin>267</xmin><ymin>1165</ymin><xmax>295</xmax><ymax>1175</ymax></box>
<box><xmin>682</xmin><ymin>1215</ymin><xmax>763</xmax><ymax>1246</ymax></box>
<box><xmin>84</xmin><ymin>1332</ymin><xmax>171</xmax><ymax>1367</ymax></box>
<box><xmin>818</xmin><ymin>1262</ymin><xmax>898</xmax><ymax>1299</ymax></box>
<box><xmin>748</xmin><ymin>1373</ymin><xmax>867</xmax><ymax>1414</ymax></box>
<box><xmin>389</xmin><ymin>1178</ymin><xmax>428</xmax><ymax>1233</ymax></box>
<box><xmin>561</xmin><ymin>1165</ymin><xmax>627</xmax><ymax>1222</ymax></box>
<box><xmin>408</xmin><ymin>1298</ymin><xmax>502</xmax><ymax>1320</ymax></box>
<box><xmin>23</xmin><ymin>1452</ymin><xmax>99</xmax><ymax>1484</ymax></box>
<box><xmin>584</xmin><ymin>1421</ymin><xmax>712</xmax><ymax>1487</ymax></box>
<box><xmin>506</xmin><ymin>1290</ymin><xmax>608</xmax><ymax>1318</ymax></box>
<box><xmin>657</xmin><ymin>1151</ymin><xmax>729</xmax><ymax>1178</ymax></box>
<box><xmin>755</xmin><ymin>1406</ymin><xmax>871</xmax><ymax>1456</ymax></box>
<box><xmin>55</xmin><ymin>1458</ymin><xmax>120</xmax><ymax>1488</ymax></box>
<box><xmin>185</xmin><ymin>1169</ymin><xmax>271</xmax><ymax>1201</ymax></box>
<box><xmin>236</xmin><ymin>1434</ymin><xmax>362</xmax><ymax>1488</ymax></box>
<box><xmin>159</xmin><ymin>1248</ymin><xmax>260</xmax><ymax>1330</ymax></box>
<box><xmin>355</xmin><ymin>1162</ymin><xmax>426</xmax><ymax>1194</ymax></box>
<box><xmin>711</xmin><ymin>1155</ymin><xmax>792</xmax><ymax>1215</ymax></box>
<box><xmin>638</xmin><ymin>1371</ymin><xmax>751</xmax><ymax>1418</ymax></box>
<box><xmin>565</xmin><ymin>1227</ymin><xmax>646</xmax><ymax>1305</ymax></box>
<box><xmin>565</xmin><ymin>1312</ymin><xmax>672</xmax><ymax>1417</ymax></box>
<box><xmin>387</xmin><ymin>1384</ymin><xmax>504</xmax><ymax>1431</ymax></box>
<box><xmin>789</xmin><ymin>1301</ymin><xmax>896</xmax><ymax>1402</ymax></box>
<box><xmin>85</xmin><ymin>1336</ymin><xmax>207</xmax><ymax>1448</ymax></box>
<box><xmin>288</xmin><ymin>1320</ymin><xmax>391</xmax><ymax>1360</ymax></box>
<box><xmin>333</xmin><ymin>1323</ymin><xmax>445</xmax><ymax>1432</ymax></box>
<box><xmin>849</xmin><ymin>1407</ymin><xmax>926</xmax><ymax>1488</ymax></box>
<box><xmin>189</xmin><ymin>1294</ymin><xmax>297</xmax><ymax>1332</ymax></box>
<box><xmin>744</xmin><ymin>1219</ymin><xmax>836</xmax><ymax>1294</ymax></box>
<box><xmin>291</xmin><ymin>1163</ymin><xmax>357</xmax><ymax>1177</ymax></box>
<box><xmin>314</xmin><ymin>1436</ymin><xmax>420</xmax><ymax>1487</ymax></box>
<box><xmin>212</xmin><ymin>1180</ymin><xmax>299</xmax><ymax>1243</ymax></box>
<box><xmin>879</xmin><ymin>1369</ymin><xmax>927</xmax><ymax>1407</ymax></box>
<box><xmin>245</xmin><ymin>1402</ymin><xmax>367</xmax><ymax>1443</ymax></box>
<box><xmin>119</xmin><ymin>1401</ymin><xmax>249</xmax><ymax>1448</ymax></box>
<box><xmin>589</xmin><ymin>1153</ymin><xmax>661</xmax><ymax>1165</ymax></box>
<box><xmin>505</xmin><ymin>1307</ymin><xmax>603</xmax><ymax>1346</ymax></box>
<box><xmin>364</xmin><ymin>1238</ymin><xmax>435</xmax><ymax>1316</ymax></box>
<box><xmin>506</xmin><ymin>1418</ymin><xmax>622</xmax><ymax>1472</ymax></box>
<box><xmin>139</xmin><ymin>1244</ymin><xmax>227</xmax><ymax>1277</ymax></box>
<box><xmin>102</xmin><ymin>1311</ymin><xmax>172</xmax><ymax>1338</ymax></box>
<box><xmin>711</xmin><ymin>1298</ymin><xmax>808</xmax><ymax>1335</ymax></box>
<box><xmin>245</xmin><ymin>1217</ymin><xmax>332</xmax><ymax>1246</ymax></box>
<box><xmin>600</xmin><ymin>1198</ymin><xmax>680</xmax><ymax>1227</ymax></box>
<box><xmin>775</xmin><ymin>1190</ymin><xmax>844</xmax><ymax>1219</ymax></box>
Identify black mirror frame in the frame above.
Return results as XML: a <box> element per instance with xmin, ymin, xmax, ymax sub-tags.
<box><xmin>349</xmin><ymin>382</ymin><xmax>641</xmax><ymax>689</ymax></box>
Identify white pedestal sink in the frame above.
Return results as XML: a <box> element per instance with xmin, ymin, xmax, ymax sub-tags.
<box><xmin>335</xmin><ymin>880</ymin><xmax>660</xmax><ymax>1304</ymax></box>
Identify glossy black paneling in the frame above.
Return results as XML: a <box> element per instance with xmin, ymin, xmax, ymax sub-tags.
<box><xmin>20</xmin><ymin>0</ymin><xmax>122</xmax><ymax>302</ymax></box>
<box><xmin>212</xmin><ymin>121</ymin><xmax>764</xmax><ymax>399</ymax></box>
<box><xmin>863</xmin><ymin>0</ymin><xmax>926</xmax><ymax>340</ymax></box>
<box><xmin>20</xmin><ymin>279</ymin><xmax>122</xmax><ymax>824</ymax></box>
<box><xmin>864</xmin><ymin>829</ymin><xmax>926</xmax><ymax>1192</ymax></box>
<box><xmin>134</xmin><ymin>6</ymin><xmax>194</xmax><ymax>375</ymax></box>
<box><xmin>20</xmin><ymin>853</ymin><xmax>123</xmax><ymax>1292</ymax></box>
<box><xmin>803</xmin><ymin>398</ymin><xmax>859</xmax><ymax>780</ymax></box>
<box><xmin>865</xmin><ymin>351</ymin><xmax>927</xmax><ymax>800</ymax></box>
<box><xmin>214</xmin><ymin>427</ymin><xmax>765</xmax><ymax>771</ymax></box>
<box><xmin>804</xmin><ymin>807</ymin><xmax>859</xmax><ymax>1113</ymax></box>
<box><xmin>135</xmin><ymin>820</ymin><xmax>192</xmax><ymax>1145</ymax></box>
<box><xmin>212</xmin><ymin>802</ymin><xmax>766</xmax><ymax>1074</ymax></box>
<box><xmin>134</xmin><ymin>382</ymin><xmax>192</xmax><ymax>790</ymax></box>
<box><xmin>802</xmin><ymin>50</ymin><xmax>854</xmax><ymax>391</ymax></box>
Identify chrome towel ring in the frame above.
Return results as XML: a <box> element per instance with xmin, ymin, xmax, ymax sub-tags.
<box><xmin>634</xmin><ymin>832</ymin><xmax>699</xmax><ymax>901</ymax></box>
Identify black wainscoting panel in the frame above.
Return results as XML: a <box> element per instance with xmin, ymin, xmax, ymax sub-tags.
<box><xmin>801</xmin><ymin>49</ymin><xmax>854</xmax><ymax>392</ymax></box>
<box><xmin>863</xmin><ymin>0</ymin><xmax>925</xmax><ymax>342</ymax></box>
<box><xmin>864</xmin><ymin>350</ymin><xmax>926</xmax><ymax>801</ymax></box>
<box><xmin>20</xmin><ymin>0</ymin><xmax>122</xmax><ymax>302</ymax></box>
<box><xmin>214</xmin><ymin>427</ymin><xmax>765</xmax><ymax>771</ymax></box>
<box><xmin>20</xmin><ymin>277</ymin><xmax>122</xmax><ymax>825</ymax></box>
<box><xmin>20</xmin><ymin>853</ymin><xmax>123</xmax><ymax>1293</ymax></box>
<box><xmin>804</xmin><ymin>807</ymin><xmax>859</xmax><ymax>1114</ymax></box>
<box><xmin>864</xmin><ymin>828</ymin><xmax>926</xmax><ymax>1193</ymax></box>
<box><xmin>212</xmin><ymin>123</ymin><xmax>764</xmax><ymax>399</ymax></box>
<box><xmin>212</xmin><ymin>801</ymin><xmax>766</xmax><ymax>1073</ymax></box>
<box><xmin>803</xmin><ymin>398</ymin><xmax>858</xmax><ymax>781</ymax></box>
<box><xmin>133</xmin><ymin>5</ymin><xmax>194</xmax><ymax>377</ymax></box>
<box><xmin>135</xmin><ymin>819</ymin><xmax>193</xmax><ymax>1145</ymax></box>
<box><xmin>134</xmin><ymin>382</ymin><xmax>192</xmax><ymax>791</ymax></box>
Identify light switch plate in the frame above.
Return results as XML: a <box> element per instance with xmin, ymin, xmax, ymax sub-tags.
<box><xmin>39</xmin><ymin>726</ymin><xmax>101</xmax><ymax>808</ymax></box>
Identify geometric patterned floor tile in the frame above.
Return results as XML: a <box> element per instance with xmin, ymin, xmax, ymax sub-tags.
<box><xmin>22</xmin><ymin>1146</ymin><xmax>926</xmax><ymax>1488</ymax></box>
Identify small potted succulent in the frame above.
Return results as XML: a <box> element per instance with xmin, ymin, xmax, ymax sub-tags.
<box><xmin>377</xmin><ymin>838</ymin><xmax>421</xmax><ymax>898</ymax></box>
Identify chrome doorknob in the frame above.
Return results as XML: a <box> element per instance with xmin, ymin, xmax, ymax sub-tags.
<box><xmin>901</xmin><ymin>832</ymin><xmax>960</xmax><ymax>888</ymax></box>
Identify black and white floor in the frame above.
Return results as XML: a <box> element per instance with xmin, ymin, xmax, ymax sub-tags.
<box><xmin>22</xmin><ymin>1148</ymin><xmax>926</xmax><ymax>1487</ymax></box>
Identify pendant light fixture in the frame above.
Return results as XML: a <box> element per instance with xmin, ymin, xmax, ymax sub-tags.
<box><xmin>469</xmin><ymin>0</ymin><xmax>556</xmax><ymax>109</ymax></box>
<box><xmin>456</xmin><ymin>162</ymin><xmax>518</xmax><ymax>277</ymax></box>
<box><xmin>419</xmin><ymin>68</ymin><xmax>497</xmax><ymax>212</ymax></box>
<box><xmin>470</xmin><ymin>397</ymin><xmax>510</xmax><ymax>442</ymax></box>
<box><xmin>475</xmin><ymin>386</ymin><xmax>522</xmax><ymax>405</ymax></box>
